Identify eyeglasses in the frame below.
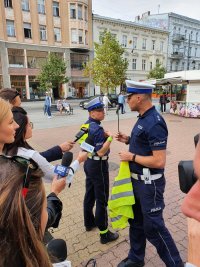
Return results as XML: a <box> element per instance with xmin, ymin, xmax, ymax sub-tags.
<box><xmin>0</xmin><ymin>155</ymin><xmax>38</xmax><ymax>198</ymax></box>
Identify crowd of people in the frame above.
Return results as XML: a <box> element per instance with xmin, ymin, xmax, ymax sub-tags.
<box><xmin>0</xmin><ymin>83</ymin><xmax>199</xmax><ymax>267</ymax></box>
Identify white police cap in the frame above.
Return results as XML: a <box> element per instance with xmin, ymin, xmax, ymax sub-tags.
<box><xmin>126</xmin><ymin>80</ymin><xmax>155</xmax><ymax>94</ymax></box>
<box><xmin>85</xmin><ymin>96</ymin><xmax>104</xmax><ymax>111</ymax></box>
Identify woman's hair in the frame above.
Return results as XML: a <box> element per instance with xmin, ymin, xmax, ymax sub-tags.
<box><xmin>0</xmin><ymin>88</ymin><xmax>20</xmax><ymax>105</ymax></box>
<box><xmin>3</xmin><ymin>106</ymin><xmax>33</xmax><ymax>156</ymax></box>
<box><xmin>0</xmin><ymin>157</ymin><xmax>52</xmax><ymax>267</ymax></box>
<box><xmin>0</xmin><ymin>97</ymin><xmax>11</xmax><ymax>125</ymax></box>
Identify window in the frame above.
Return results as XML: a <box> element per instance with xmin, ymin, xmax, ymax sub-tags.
<box><xmin>78</xmin><ymin>29</ymin><xmax>83</xmax><ymax>44</ymax></box>
<box><xmin>190</xmin><ymin>31</ymin><xmax>193</xmax><ymax>40</ymax></box>
<box><xmin>85</xmin><ymin>30</ymin><xmax>88</xmax><ymax>45</ymax></box>
<box><xmin>150</xmin><ymin>62</ymin><xmax>152</xmax><ymax>70</ymax></box>
<box><xmin>160</xmin><ymin>41</ymin><xmax>164</xmax><ymax>52</ymax></box>
<box><xmin>142</xmin><ymin>38</ymin><xmax>147</xmax><ymax>50</ymax></box>
<box><xmin>184</xmin><ymin>46</ymin><xmax>187</xmax><ymax>56</ymax></box>
<box><xmin>142</xmin><ymin>59</ymin><xmax>146</xmax><ymax>70</ymax></box>
<box><xmin>84</xmin><ymin>6</ymin><xmax>88</xmax><ymax>21</ymax></box>
<box><xmin>173</xmin><ymin>26</ymin><xmax>176</xmax><ymax>34</ymax></box>
<box><xmin>71</xmin><ymin>28</ymin><xmax>77</xmax><ymax>43</ymax></box>
<box><xmin>175</xmin><ymin>61</ymin><xmax>178</xmax><ymax>71</ymax></box>
<box><xmin>38</xmin><ymin>0</ymin><xmax>45</xmax><ymax>14</ymax></box>
<box><xmin>122</xmin><ymin>35</ymin><xmax>127</xmax><ymax>47</ymax></box>
<box><xmin>195</xmin><ymin>48</ymin><xmax>198</xmax><ymax>57</ymax></box>
<box><xmin>21</xmin><ymin>0</ymin><xmax>29</xmax><ymax>11</ymax></box>
<box><xmin>152</xmin><ymin>40</ymin><xmax>155</xmax><ymax>50</ymax></box>
<box><xmin>133</xmin><ymin>37</ymin><xmax>137</xmax><ymax>49</ymax></box>
<box><xmin>4</xmin><ymin>0</ymin><xmax>12</xmax><ymax>8</ymax></box>
<box><xmin>78</xmin><ymin>4</ymin><xmax>82</xmax><ymax>20</ymax></box>
<box><xmin>189</xmin><ymin>47</ymin><xmax>192</xmax><ymax>56</ymax></box>
<box><xmin>24</xmin><ymin>23</ymin><xmax>32</xmax><ymax>38</ymax></box>
<box><xmin>53</xmin><ymin>1</ymin><xmax>59</xmax><ymax>17</ymax></box>
<box><xmin>185</xmin><ymin>29</ymin><xmax>187</xmax><ymax>38</ymax></box>
<box><xmin>40</xmin><ymin>25</ymin><xmax>46</xmax><ymax>40</ymax></box>
<box><xmin>132</xmin><ymin>59</ymin><xmax>137</xmax><ymax>70</ymax></box>
<box><xmin>54</xmin><ymin>28</ymin><xmax>61</xmax><ymax>42</ymax></box>
<box><xmin>198</xmin><ymin>63</ymin><xmax>200</xmax><ymax>70</ymax></box>
<box><xmin>156</xmin><ymin>59</ymin><xmax>159</xmax><ymax>65</ymax></box>
<box><xmin>70</xmin><ymin>3</ymin><xmax>76</xmax><ymax>19</ymax></box>
<box><xmin>182</xmin><ymin>61</ymin><xmax>185</xmax><ymax>70</ymax></box>
<box><xmin>196</xmin><ymin>32</ymin><xmax>198</xmax><ymax>42</ymax></box>
<box><xmin>6</xmin><ymin>20</ymin><xmax>15</xmax><ymax>36</ymax></box>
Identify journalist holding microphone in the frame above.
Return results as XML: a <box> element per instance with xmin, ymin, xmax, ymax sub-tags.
<box><xmin>116</xmin><ymin>80</ymin><xmax>184</xmax><ymax>267</ymax></box>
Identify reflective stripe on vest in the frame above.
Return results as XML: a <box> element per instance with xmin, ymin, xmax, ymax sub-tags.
<box><xmin>108</xmin><ymin>161</ymin><xmax>135</xmax><ymax>229</ymax></box>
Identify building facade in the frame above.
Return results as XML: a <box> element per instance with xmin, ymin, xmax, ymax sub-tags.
<box><xmin>0</xmin><ymin>0</ymin><xmax>93</xmax><ymax>99</ymax></box>
<box><xmin>138</xmin><ymin>12</ymin><xmax>200</xmax><ymax>73</ymax></box>
<box><xmin>93</xmin><ymin>14</ymin><xmax>168</xmax><ymax>86</ymax></box>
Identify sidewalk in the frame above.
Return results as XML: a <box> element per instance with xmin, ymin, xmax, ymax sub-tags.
<box><xmin>30</xmin><ymin>114</ymin><xmax>199</xmax><ymax>267</ymax></box>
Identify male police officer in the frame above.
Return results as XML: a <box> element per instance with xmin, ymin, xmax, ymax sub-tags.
<box><xmin>116</xmin><ymin>80</ymin><xmax>184</xmax><ymax>267</ymax></box>
<box><xmin>83</xmin><ymin>97</ymin><xmax>119</xmax><ymax>244</ymax></box>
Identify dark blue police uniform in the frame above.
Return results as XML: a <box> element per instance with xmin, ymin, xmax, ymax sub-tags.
<box><xmin>83</xmin><ymin>117</ymin><xmax>110</xmax><ymax>231</ymax></box>
<box><xmin>128</xmin><ymin>106</ymin><xmax>183</xmax><ymax>267</ymax></box>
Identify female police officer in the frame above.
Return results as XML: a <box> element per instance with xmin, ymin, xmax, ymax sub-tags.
<box><xmin>116</xmin><ymin>80</ymin><xmax>184</xmax><ymax>267</ymax></box>
<box><xmin>82</xmin><ymin>97</ymin><xmax>119</xmax><ymax>244</ymax></box>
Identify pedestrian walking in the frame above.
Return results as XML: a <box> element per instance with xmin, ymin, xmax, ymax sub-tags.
<box><xmin>116</xmin><ymin>80</ymin><xmax>184</xmax><ymax>267</ymax></box>
<box><xmin>81</xmin><ymin>97</ymin><xmax>119</xmax><ymax>244</ymax></box>
<box><xmin>103</xmin><ymin>93</ymin><xmax>111</xmax><ymax>115</ymax></box>
<box><xmin>159</xmin><ymin>91</ymin><xmax>168</xmax><ymax>113</ymax></box>
<box><xmin>44</xmin><ymin>92</ymin><xmax>52</xmax><ymax>118</ymax></box>
<box><xmin>118</xmin><ymin>92</ymin><xmax>125</xmax><ymax>114</ymax></box>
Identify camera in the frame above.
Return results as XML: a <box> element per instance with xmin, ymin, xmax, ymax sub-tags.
<box><xmin>178</xmin><ymin>134</ymin><xmax>199</xmax><ymax>193</ymax></box>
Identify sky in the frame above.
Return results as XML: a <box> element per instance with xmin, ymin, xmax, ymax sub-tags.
<box><xmin>92</xmin><ymin>0</ymin><xmax>200</xmax><ymax>22</ymax></box>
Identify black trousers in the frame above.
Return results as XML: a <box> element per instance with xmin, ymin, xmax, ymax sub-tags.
<box><xmin>118</xmin><ymin>103</ymin><xmax>124</xmax><ymax>114</ymax></box>
<box><xmin>83</xmin><ymin>159</ymin><xmax>109</xmax><ymax>231</ymax></box>
<box><xmin>160</xmin><ymin>103</ymin><xmax>166</xmax><ymax>112</ymax></box>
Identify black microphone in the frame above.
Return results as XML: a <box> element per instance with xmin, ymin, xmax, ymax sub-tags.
<box><xmin>74</xmin><ymin>127</ymin><xmax>89</xmax><ymax>142</ymax></box>
<box><xmin>47</xmin><ymin>239</ymin><xmax>67</xmax><ymax>263</ymax></box>
<box><xmin>54</xmin><ymin>152</ymin><xmax>73</xmax><ymax>178</ymax></box>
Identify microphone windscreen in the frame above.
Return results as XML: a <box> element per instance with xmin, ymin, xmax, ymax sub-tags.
<box><xmin>47</xmin><ymin>239</ymin><xmax>67</xmax><ymax>262</ymax></box>
<box><xmin>61</xmin><ymin>152</ymin><xmax>73</xmax><ymax>167</ymax></box>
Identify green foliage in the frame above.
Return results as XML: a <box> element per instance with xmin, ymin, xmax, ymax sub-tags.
<box><xmin>38</xmin><ymin>53</ymin><xmax>69</xmax><ymax>91</ymax></box>
<box><xmin>147</xmin><ymin>63</ymin><xmax>166</xmax><ymax>79</ymax></box>
<box><xmin>84</xmin><ymin>30</ymin><xmax>128</xmax><ymax>93</ymax></box>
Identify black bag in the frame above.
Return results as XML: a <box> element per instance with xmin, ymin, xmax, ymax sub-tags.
<box><xmin>178</xmin><ymin>160</ymin><xmax>197</xmax><ymax>193</ymax></box>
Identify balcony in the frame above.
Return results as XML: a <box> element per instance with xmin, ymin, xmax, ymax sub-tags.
<box><xmin>170</xmin><ymin>51</ymin><xmax>184</xmax><ymax>59</ymax></box>
<box><xmin>172</xmin><ymin>34</ymin><xmax>185</xmax><ymax>43</ymax></box>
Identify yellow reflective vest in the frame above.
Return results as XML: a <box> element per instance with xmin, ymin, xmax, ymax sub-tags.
<box><xmin>108</xmin><ymin>161</ymin><xmax>135</xmax><ymax>229</ymax></box>
<box><xmin>78</xmin><ymin>124</ymin><xmax>90</xmax><ymax>145</ymax></box>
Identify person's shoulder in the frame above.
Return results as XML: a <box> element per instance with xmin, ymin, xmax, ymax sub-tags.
<box><xmin>17</xmin><ymin>147</ymin><xmax>36</xmax><ymax>158</ymax></box>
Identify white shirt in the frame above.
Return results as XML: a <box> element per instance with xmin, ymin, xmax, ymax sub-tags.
<box><xmin>103</xmin><ymin>95</ymin><xmax>110</xmax><ymax>106</ymax></box>
<box><xmin>17</xmin><ymin>147</ymin><xmax>80</xmax><ymax>184</ymax></box>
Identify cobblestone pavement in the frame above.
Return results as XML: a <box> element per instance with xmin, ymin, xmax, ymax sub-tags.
<box><xmin>30</xmin><ymin>113</ymin><xmax>199</xmax><ymax>267</ymax></box>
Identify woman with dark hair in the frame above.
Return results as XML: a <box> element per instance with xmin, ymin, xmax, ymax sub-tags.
<box><xmin>0</xmin><ymin>155</ymin><xmax>52</xmax><ymax>267</ymax></box>
<box><xmin>0</xmin><ymin>88</ymin><xmax>21</xmax><ymax>107</ymax></box>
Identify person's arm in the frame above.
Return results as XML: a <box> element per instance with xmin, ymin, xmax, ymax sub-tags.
<box><xmin>95</xmin><ymin>130</ymin><xmax>113</xmax><ymax>157</ymax></box>
<box><xmin>194</xmin><ymin>140</ymin><xmax>200</xmax><ymax>180</ymax></box>
<box><xmin>115</xmin><ymin>132</ymin><xmax>130</xmax><ymax>144</ymax></box>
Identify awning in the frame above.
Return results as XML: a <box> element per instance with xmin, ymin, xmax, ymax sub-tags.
<box><xmin>155</xmin><ymin>77</ymin><xmax>188</xmax><ymax>85</ymax></box>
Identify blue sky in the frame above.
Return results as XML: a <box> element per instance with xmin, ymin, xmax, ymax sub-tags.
<box><xmin>92</xmin><ymin>0</ymin><xmax>200</xmax><ymax>21</ymax></box>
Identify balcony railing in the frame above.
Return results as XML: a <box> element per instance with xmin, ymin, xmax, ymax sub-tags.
<box><xmin>172</xmin><ymin>34</ymin><xmax>185</xmax><ymax>42</ymax></box>
<box><xmin>170</xmin><ymin>52</ymin><xmax>184</xmax><ymax>59</ymax></box>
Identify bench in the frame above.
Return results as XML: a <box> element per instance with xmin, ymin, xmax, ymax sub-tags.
<box><xmin>51</xmin><ymin>104</ymin><xmax>73</xmax><ymax>115</ymax></box>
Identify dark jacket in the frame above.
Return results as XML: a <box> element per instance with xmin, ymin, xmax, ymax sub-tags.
<box><xmin>159</xmin><ymin>94</ymin><xmax>168</xmax><ymax>104</ymax></box>
<box><xmin>46</xmin><ymin>192</ymin><xmax>63</xmax><ymax>228</ymax></box>
<box><xmin>40</xmin><ymin>145</ymin><xmax>63</xmax><ymax>162</ymax></box>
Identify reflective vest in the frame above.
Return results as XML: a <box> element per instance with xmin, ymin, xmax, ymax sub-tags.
<box><xmin>108</xmin><ymin>161</ymin><xmax>135</xmax><ymax>229</ymax></box>
<box><xmin>78</xmin><ymin>124</ymin><xmax>90</xmax><ymax>145</ymax></box>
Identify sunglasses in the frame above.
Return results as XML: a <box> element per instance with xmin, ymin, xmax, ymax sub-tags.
<box><xmin>0</xmin><ymin>155</ymin><xmax>38</xmax><ymax>198</ymax></box>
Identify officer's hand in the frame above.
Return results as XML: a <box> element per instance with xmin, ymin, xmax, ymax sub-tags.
<box><xmin>51</xmin><ymin>176</ymin><xmax>66</xmax><ymax>196</ymax></box>
<box><xmin>77</xmin><ymin>151</ymin><xmax>88</xmax><ymax>163</ymax></box>
<box><xmin>119</xmin><ymin>151</ymin><xmax>134</xmax><ymax>161</ymax></box>
<box><xmin>59</xmin><ymin>141</ymin><xmax>75</xmax><ymax>152</ymax></box>
<box><xmin>104</xmin><ymin>130</ymin><xmax>113</xmax><ymax>138</ymax></box>
<box><xmin>115</xmin><ymin>132</ymin><xmax>129</xmax><ymax>143</ymax></box>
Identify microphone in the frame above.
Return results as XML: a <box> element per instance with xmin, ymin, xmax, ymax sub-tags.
<box><xmin>54</xmin><ymin>152</ymin><xmax>73</xmax><ymax>179</ymax></box>
<box><xmin>47</xmin><ymin>239</ymin><xmax>67</xmax><ymax>263</ymax></box>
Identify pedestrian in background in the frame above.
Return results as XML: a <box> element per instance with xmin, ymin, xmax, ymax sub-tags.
<box><xmin>57</xmin><ymin>99</ymin><xmax>63</xmax><ymax>115</ymax></box>
<box><xmin>44</xmin><ymin>92</ymin><xmax>52</xmax><ymax>118</ymax></box>
<box><xmin>103</xmin><ymin>93</ymin><xmax>111</xmax><ymax>115</ymax></box>
<box><xmin>116</xmin><ymin>80</ymin><xmax>184</xmax><ymax>267</ymax></box>
<box><xmin>118</xmin><ymin>92</ymin><xmax>125</xmax><ymax>114</ymax></box>
<box><xmin>159</xmin><ymin>91</ymin><xmax>168</xmax><ymax>113</ymax></box>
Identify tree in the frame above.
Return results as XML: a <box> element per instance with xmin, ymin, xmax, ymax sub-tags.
<box><xmin>38</xmin><ymin>53</ymin><xmax>69</xmax><ymax>94</ymax></box>
<box><xmin>147</xmin><ymin>63</ymin><xmax>166</xmax><ymax>79</ymax></box>
<box><xmin>84</xmin><ymin>31</ymin><xmax>128</xmax><ymax>93</ymax></box>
